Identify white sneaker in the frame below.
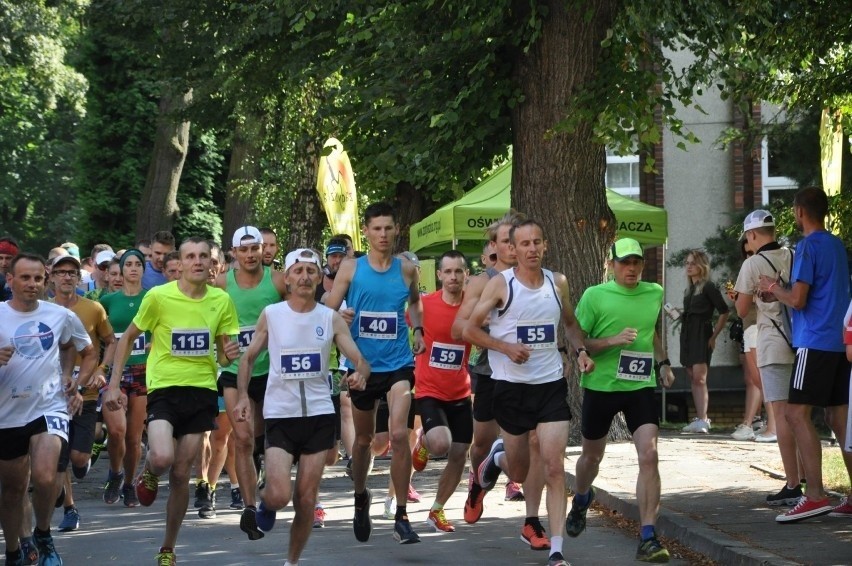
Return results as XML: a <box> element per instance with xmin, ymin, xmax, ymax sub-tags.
<box><xmin>755</xmin><ymin>424</ymin><xmax>768</xmax><ymax>436</ymax></box>
<box><xmin>383</xmin><ymin>496</ymin><xmax>396</xmax><ymax>520</ymax></box>
<box><xmin>682</xmin><ymin>418</ymin><xmax>710</xmax><ymax>434</ymax></box>
<box><xmin>731</xmin><ymin>424</ymin><xmax>756</xmax><ymax>441</ymax></box>
<box><xmin>755</xmin><ymin>432</ymin><xmax>777</xmax><ymax>443</ymax></box>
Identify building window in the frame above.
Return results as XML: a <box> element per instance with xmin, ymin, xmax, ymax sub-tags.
<box><xmin>606</xmin><ymin>149</ymin><xmax>640</xmax><ymax>197</ymax></box>
<box><xmin>760</xmin><ymin>137</ymin><xmax>797</xmax><ymax>204</ymax></box>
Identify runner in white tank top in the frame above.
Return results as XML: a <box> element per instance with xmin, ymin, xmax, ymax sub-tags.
<box><xmin>463</xmin><ymin>220</ymin><xmax>594</xmax><ymax>566</ymax></box>
<box><xmin>233</xmin><ymin>248</ymin><xmax>369</xmax><ymax>566</ymax></box>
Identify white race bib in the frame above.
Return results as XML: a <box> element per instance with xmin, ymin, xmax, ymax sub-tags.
<box><xmin>171</xmin><ymin>328</ymin><xmax>210</xmax><ymax>357</ymax></box>
<box><xmin>358</xmin><ymin>311</ymin><xmax>397</xmax><ymax>340</ymax></box>
<box><xmin>44</xmin><ymin>411</ymin><xmax>70</xmax><ymax>441</ymax></box>
<box><xmin>616</xmin><ymin>350</ymin><xmax>653</xmax><ymax>382</ymax></box>
<box><xmin>428</xmin><ymin>342</ymin><xmax>465</xmax><ymax>370</ymax></box>
<box><xmin>237</xmin><ymin>326</ymin><xmax>256</xmax><ymax>354</ymax></box>
<box><xmin>117</xmin><ymin>332</ymin><xmax>147</xmax><ymax>357</ymax></box>
<box><xmin>280</xmin><ymin>348</ymin><xmax>323</xmax><ymax>380</ymax></box>
<box><xmin>516</xmin><ymin>320</ymin><xmax>557</xmax><ymax>350</ymax></box>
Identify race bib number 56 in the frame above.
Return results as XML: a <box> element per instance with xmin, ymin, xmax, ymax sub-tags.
<box><xmin>171</xmin><ymin>329</ymin><xmax>210</xmax><ymax>357</ymax></box>
<box><xmin>280</xmin><ymin>349</ymin><xmax>323</xmax><ymax>380</ymax></box>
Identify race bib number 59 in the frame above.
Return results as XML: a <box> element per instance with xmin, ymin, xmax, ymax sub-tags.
<box><xmin>429</xmin><ymin>342</ymin><xmax>465</xmax><ymax>370</ymax></box>
<box><xmin>171</xmin><ymin>329</ymin><xmax>210</xmax><ymax>357</ymax></box>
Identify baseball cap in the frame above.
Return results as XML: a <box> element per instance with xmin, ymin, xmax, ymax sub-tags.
<box><xmin>60</xmin><ymin>242</ymin><xmax>80</xmax><ymax>259</ymax></box>
<box><xmin>284</xmin><ymin>248</ymin><xmax>322</xmax><ymax>272</ymax></box>
<box><xmin>741</xmin><ymin>210</ymin><xmax>775</xmax><ymax>239</ymax></box>
<box><xmin>51</xmin><ymin>254</ymin><xmax>81</xmax><ymax>269</ymax></box>
<box><xmin>231</xmin><ymin>226</ymin><xmax>263</xmax><ymax>248</ymax></box>
<box><xmin>325</xmin><ymin>243</ymin><xmax>347</xmax><ymax>256</ymax></box>
<box><xmin>95</xmin><ymin>250</ymin><xmax>116</xmax><ymax>266</ymax></box>
<box><xmin>400</xmin><ymin>250</ymin><xmax>420</xmax><ymax>268</ymax></box>
<box><xmin>610</xmin><ymin>238</ymin><xmax>644</xmax><ymax>261</ymax></box>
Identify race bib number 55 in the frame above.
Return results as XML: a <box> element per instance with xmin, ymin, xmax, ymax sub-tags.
<box><xmin>517</xmin><ymin>320</ymin><xmax>556</xmax><ymax>350</ymax></box>
<box><xmin>171</xmin><ymin>329</ymin><xmax>210</xmax><ymax>357</ymax></box>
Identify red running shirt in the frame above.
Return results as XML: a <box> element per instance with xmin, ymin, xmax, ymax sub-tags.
<box><xmin>411</xmin><ymin>291</ymin><xmax>471</xmax><ymax>401</ymax></box>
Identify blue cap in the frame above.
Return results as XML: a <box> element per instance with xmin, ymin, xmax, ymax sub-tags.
<box><xmin>325</xmin><ymin>244</ymin><xmax>347</xmax><ymax>257</ymax></box>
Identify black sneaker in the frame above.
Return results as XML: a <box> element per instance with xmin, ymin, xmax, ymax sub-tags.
<box><xmin>240</xmin><ymin>506</ymin><xmax>265</xmax><ymax>540</ymax></box>
<box><xmin>32</xmin><ymin>531</ymin><xmax>61</xmax><ymax>566</ymax></box>
<box><xmin>353</xmin><ymin>489</ymin><xmax>372</xmax><ymax>542</ymax></box>
<box><xmin>636</xmin><ymin>536</ymin><xmax>671</xmax><ymax>563</ymax></box>
<box><xmin>766</xmin><ymin>484</ymin><xmax>803</xmax><ymax>506</ymax></box>
<box><xmin>393</xmin><ymin>516</ymin><xmax>421</xmax><ymax>544</ymax></box>
<box><xmin>194</xmin><ymin>481</ymin><xmax>211</xmax><ymax>508</ymax></box>
<box><xmin>565</xmin><ymin>487</ymin><xmax>595</xmax><ymax>537</ymax></box>
<box><xmin>199</xmin><ymin>487</ymin><xmax>216</xmax><ymax>518</ymax></box>
<box><xmin>230</xmin><ymin>487</ymin><xmax>244</xmax><ymax>510</ymax></box>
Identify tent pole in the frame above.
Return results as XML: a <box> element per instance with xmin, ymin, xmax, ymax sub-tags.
<box><xmin>661</xmin><ymin>242</ymin><xmax>668</xmax><ymax>423</ymax></box>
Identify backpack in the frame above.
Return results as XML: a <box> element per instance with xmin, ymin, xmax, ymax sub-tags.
<box><xmin>757</xmin><ymin>250</ymin><xmax>794</xmax><ymax>351</ymax></box>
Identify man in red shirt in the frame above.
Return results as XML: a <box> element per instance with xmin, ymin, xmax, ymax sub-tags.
<box><xmin>409</xmin><ymin>250</ymin><xmax>473</xmax><ymax>533</ymax></box>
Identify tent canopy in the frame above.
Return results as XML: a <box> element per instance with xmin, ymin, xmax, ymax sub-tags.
<box><xmin>409</xmin><ymin>162</ymin><xmax>668</xmax><ymax>256</ymax></box>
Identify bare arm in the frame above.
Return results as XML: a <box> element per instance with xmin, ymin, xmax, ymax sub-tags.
<box><xmin>271</xmin><ymin>270</ymin><xmax>289</xmax><ymax>299</ymax></box>
<box><xmin>462</xmin><ymin>276</ymin><xmax>531</xmax><ymax>364</ymax></box>
<box><xmin>735</xmin><ymin>292</ymin><xmax>753</xmax><ymax>319</ymax></box>
<box><xmin>108</xmin><ymin>323</ymin><xmax>142</xmax><ymax>392</ymax></box>
<box><xmin>216</xmin><ymin>333</ymin><xmax>240</xmax><ymax>367</ymax></box>
<box><xmin>451</xmin><ymin>274</ymin><xmax>486</xmax><ymax>340</ymax></box>
<box><xmin>233</xmin><ymin>312</ymin><xmax>269</xmax><ymax>424</ymax></box>
<box><xmin>584</xmin><ymin>328</ymin><xmax>638</xmax><ymax>355</ymax></box>
<box><xmin>757</xmin><ymin>276</ymin><xmax>810</xmax><ymax>310</ymax></box>
<box><xmin>405</xmin><ymin>262</ymin><xmax>425</xmax><ymax>354</ymax></box>
<box><xmin>332</xmin><ymin>311</ymin><xmax>370</xmax><ymax>391</ymax></box>
<box><xmin>323</xmin><ymin>258</ymin><xmax>355</xmax><ymax>311</ymax></box>
<box><xmin>653</xmin><ymin>331</ymin><xmax>675</xmax><ymax>388</ymax></box>
<box><xmin>554</xmin><ymin>273</ymin><xmax>593</xmax><ymax>372</ymax></box>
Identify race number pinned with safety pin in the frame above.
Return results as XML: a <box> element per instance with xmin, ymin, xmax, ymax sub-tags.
<box><xmin>429</xmin><ymin>342</ymin><xmax>465</xmax><ymax>370</ymax></box>
<box><xmin>616</xmin><ymin>350</ymin><xmax>653</xmax><ymax>382</ymax></box>
<box><xmin>280</xmin><ymin>349</ymin><xmax>323</xmax><ymax>380</ymax></box>
<box><xmin>516</xmin><ymin>320</ymin><xmax>556</xmax><ymax>350</ymax></box>
<box><xmin>44</xmin><ymin>411</ymin><xmax>70</xmax><ymax>441</ymax></box>
<box><xmin>171</xmin><ymin>329</ymin><xmax>210</xmax><ymax>357</ymax></box>
<box><xmin>116</xmin><ymin>332</ymin><xmax>147</xmax><ymax>357</ymax></box>
<box><xmin>358</xmin><ymin>311</ymin><xmax>397</xmax><ymax>340</ymax></box>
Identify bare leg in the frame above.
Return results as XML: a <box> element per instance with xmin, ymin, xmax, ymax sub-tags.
<box><xmin>162</xmin><ymin>432</ymin><xmax>204</xmax><ymax>550</ymax></box>
<box><xmin>688</xmin><ymin>363</ymin><xmax>710</xmax><ymax>421</ymax></box>
<box><xmin>785</xmin><ymin>404</ymin><xmax>824</xmax><ymax>499</ymax></box>
<box><xmin>633</xmin><ymin>424</ymin><xmax>661</xmax><ymax>526</ymax></box>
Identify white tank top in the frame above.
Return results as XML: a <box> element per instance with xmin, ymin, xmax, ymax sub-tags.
<box><xmin>488</xmin><ymin>268</ymin><xmax>563</xmax><ymax>384</ymax></box>
<box><xmin>264</xmin><ymin>302</ymin><xmax>335</xmax><ymax>418</ymax></box>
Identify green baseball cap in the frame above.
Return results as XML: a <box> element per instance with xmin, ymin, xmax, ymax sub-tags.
<box><xmin>610</xmin><ymin>238</ymin><xmax>644</xmax><ymax>261</ymax></box>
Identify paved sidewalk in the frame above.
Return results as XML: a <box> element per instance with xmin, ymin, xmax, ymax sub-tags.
<box><xmin>565</xmin><ymin>432</ymin><xmax>852</xmax><ymax>565</ymax></box>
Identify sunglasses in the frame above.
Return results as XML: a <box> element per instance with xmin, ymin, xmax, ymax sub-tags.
<box><xmin>97</xmin><ymin>263</ymin><xmax>110</xmax><ymax>271</ymax></box>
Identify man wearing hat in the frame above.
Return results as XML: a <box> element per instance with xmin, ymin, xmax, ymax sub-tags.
<box><xmin>84</xmin><ymin>246</ymin><xmax>116</xmax><ymax>301</ymax></box>
<box><xmin>317</xmin><ymin>237</ymin><xmax>349</xmax><ymax>303</ymax></box>
<box><xmin>0</xmin><ymin>236</ymin><xmax>20</xmax><ymax>301</ymax></box>
<box><xmin>214</xmin><ymin>226</ymin><xmax>287</xmax><ymax>539</ymax></box>
<box><xmin>733</xmin><ymin>210</ymin><xmax>802</xmax><ymax>509</ymax></box>
<box><xmin>568</xmin><ymin>237</ymin><xmax>674</xmax><ymax>563</ymax></box>
<box><xmin>233</xmin><ymin>247</ymin><xmax>369</xmax><ymax>565</ymax></box>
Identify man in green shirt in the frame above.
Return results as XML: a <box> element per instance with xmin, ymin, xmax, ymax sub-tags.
<box><xmin>568</xmin><ymin>238</ymin><xmax>675</xmax><ymax>563</ymax></box>
<box><xmin>104</xmin><ymin>237</ymin><xmax>240</xmax><ymax>566</ymax></box>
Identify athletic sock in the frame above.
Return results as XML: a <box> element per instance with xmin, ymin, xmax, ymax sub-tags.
<box><xmin>550</xmin><ymin>535</ymin><xmax>564</xmax><ymax>557</ymax></box>
<box><xmin>431</xmin><ymin>502</ymin><xmax>444</xmax><ymax>512</ymax></box>
<box><xmin>573</xmin><ymin>491</ymin><xmax>591</xmax><ymax>508</ymax></box>
<box><xmin>64</xmin><ymin>505</ymin><xmax>76</xmax><ymax>514</ymax></box>
<box><xmin>395</xmin><ymin>505</ymin><xmax>407</xmax><ymax>521</ymax></box>
<box><xmin>640</xmin><ymin>525</ymin><xmax>656</xmax><ymax>541</ymax></box>
<box><xmin>354</xmin><ymin>490</ymin><xmax>368</xmax><ymax>507</ymax></box>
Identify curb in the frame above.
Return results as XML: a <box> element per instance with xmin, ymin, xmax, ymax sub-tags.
<box><xmin>565</xmin><ymin>472</ymin><xmax>801</xmax><ymax>566</ymax></box>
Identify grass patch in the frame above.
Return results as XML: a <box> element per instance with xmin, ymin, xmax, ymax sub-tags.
<box><xmin>824</xmin><ymin>449</ymin><xmax>850</xmax><ymax>494</ymax></box>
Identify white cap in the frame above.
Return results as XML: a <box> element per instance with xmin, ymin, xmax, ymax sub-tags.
<box><xmin>284</xmin><ymin>248</ymin><xmax>322</xmax><ymax>272</ymax></box>
<box><xmin>231</xmin><ymin>226</ymin><xmax>263</xmax><ymax>248</ymax></box>
<box><xmin>743</xmin><ymin>210</ymin><xmax>775</xmax><ymax>232</ymax></box>
<box><xmin>399</xmin><ymin>250</ymin><xmax>420</xmax><ymax>268</ymax></box>
<box><xmin>95</xmin><ymin>250</ymin><xmax>116</xmax><ymax>266</ymax></box>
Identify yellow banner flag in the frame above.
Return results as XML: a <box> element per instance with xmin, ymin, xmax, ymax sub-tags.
<box><xmin>316</xmin><ymin>138</ymin><xmax>363</xmax><ymax>251</ymax></box>
<box><xmin>819</xmin><ymin>108</ymin><xmax>843</xmax><ymax>196</ymax></box>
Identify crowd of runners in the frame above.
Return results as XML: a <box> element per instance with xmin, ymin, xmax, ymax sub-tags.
<box><xmin>0</xmin><ymin>187</ymin><xmax>850</xmax><ymax>566</ymax></box>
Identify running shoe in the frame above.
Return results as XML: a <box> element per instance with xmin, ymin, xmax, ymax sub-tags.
<box><xmin>194</xmin><ymin>480</ymin><xmax>211</xmax><ymax>508</ymax></box>
<box><xmin>58</xmin><ymin>507</ymin><xmax>80</xmax><ymax>532</ymax></box>
<box><xmin>407</xmin><ymin>484</ymin><xmax>422</xmax><ymax>503</ymax></box>
<box><xmin>7</xmin><ymin>549</ymin><xmax>24</xmax><ymax>566</ymax></box>
<box><xmin>32</xmin><ymin>530</ymin><xmax>61</xmax><ymax>566</ymax></box>
<box><xmin>229</xmin><ymin>487</ymin><xmax>244</xmax><ymax>510</ymax></box>
<box><xmin>411</xmin><ymin>428</ymin><xmax>429</xmax><ymax>471</ymax></box>
<box><xmin>766</xmin><ymin>484</ymin><xmax>802</xmax><ymax>506</ymax></box>
<box><xmin>565</xmin><ymin>487</ymin><xmax>595</xmax><ymax>537</ymax></box>
<box><xmin>464</xmin><ymin>479</ymin><xmax>485</xmax><ymax>524</ymax></box>
<box><xmin>681</xmin><ymin>418</ymin><xmax>710</xmax><ymax>434</ymax></box>
<box><xmin>775</xmin><ymin>496</ymin><xmax>833</xmax><ymax>523</ymax></box>
<box><xmin>505</xmin><ymin>481</ymin><xmax>525</xmax><ymax>501</ymax></box>
<box><xmin>383</xmin><ymin>496</ymin><xmax>396</xmax><ymax>520</ymax></box>
<box><xmin>89</xmin><ymin>440</ymin><xmax>105</xmax><ymax>467</ymax></box>
<box><xmin>426</xmin><ymin>508</ymin><xmax>455</xmax><ymax>532</ymax></box>
<box><xmin>636</xmin><ymin>536</ymin><xmax>671</xmax><ymax>563</ymax></box>
<box><xmin>155</xmin><ymin>547</ymin><xmax>176</xmax><ymax>566</ymax></box>
<box><xmin>393</xmin><ymin>516</ymin><xmax>421</xmax><ymax>544</ymax></box>
<box><xmin>122</xmin><ymin>482</ymin><xmax>139</xmax><ymax>508</ymax></box>
<box><xmin>198</xmin><ymin>486</ymin><xmax>216</xmax><ymax>518</ymax></box>
<box><xmin>313</xmin><ymin>505</ymin><xmax>326</xmax><ymax>528</ymax></box>
<box><xmin>135</xmin><ymin>469</ymin><xmax>159</xmax><ymax>507</ymax></box>
<box><xmin>755</xmin><ymin>432</ymin><xmax>777</xmax><ymax>443</ymax></box>
<box><xmin>20</xmin><ymin>539</ymin><xmax>38</xmax><ymax>565</ymax></box>
<box><xmin>829</xmin><ymin>497</ymin><xmax>852</xmax><ymax>517</ymax></box>
<box><xmin>242</xmin><ymin>506</ymin><xmax>267</xmax><ymax>539</ymax></box>
<box><xmin>477</xmin><ymin>439</ymin><xmax>504</xmax><ymax>491</ymax></box>
<box><xmin>547</xmin><ymin>551</ymin><xmax>570</xmax><ymax>566</ymax></box>
<box><xmin>103</xmin><ymin>470</ymin><xmax>124</xmax><ymax>504</ymax></box>
<box><xmin>520</xmin><ymin>518</ymin><xmax>550</xmax><ymax>550</ymax></box>
<box><xmin>345</xmin><ymin>458</ymin><xmax>353</xmax><ymax>480</ymax></box>
<box><xmin>731</xmin><ymin>424</ymin><xmax>755</xmax><ymax>441</ymax></box>
<box><xmin>353</xmin><ymin>489</ymin><xmax>372</xmax><ymax>542</ymax></box>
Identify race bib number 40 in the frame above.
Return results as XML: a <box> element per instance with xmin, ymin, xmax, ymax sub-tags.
<box><xmin>280</xmin><ymin>349</ymin><xmax>323</xmax><ymax>380</ymax></box>
<box><xmin>358</xmin><ymin>311</ymin><xmax>397</xmax><ymax>340</ymax></box>
<box><xmin>616</xmin><ymin>350</ymin><xmax>653</xmax><ymax>382</ymax></box>
<box><xmin>429</xmin><ymin>342</ymin><xmax>465</xmax><ymax>370</ymax></box>
<box><xmin>171</xmin><ymin>329</ymin><xmax>210</xmax><ymax>357</ymax></box>
<box><xmin>237</xmin><ymin>326</ymin><xmax>256</xmax><ymax>353</ymax></box>
<box><xmin>517</xmin><ymin>320</ymin><xmax>556</xmax><ymax>350</ymax></box>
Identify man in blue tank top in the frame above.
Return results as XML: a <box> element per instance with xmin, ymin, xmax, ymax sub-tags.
<box><xmin>324</xmin><ymin>202</ymin><xmax>426</xmax><ymax>545</ymax></box>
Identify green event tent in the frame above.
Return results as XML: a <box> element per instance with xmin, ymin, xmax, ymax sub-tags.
<box><xmin>409</xmin><ymin>161</ymin><xmax>668</xmax><ymax>256</ymax></box>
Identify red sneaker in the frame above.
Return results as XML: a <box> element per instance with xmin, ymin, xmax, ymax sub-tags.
<box><xmin>426</xmin><ymin>508</ymin><xmax>455</xmax><ymax>532</ymax></box>
<box><xmin>411</xmin><ymin>428</ymin><xmax>429</xmax><ymax>472</ymax></box>
<box><xmin>135</xmin><ymin>469</ymin><xmax>159</xmax><ymax>507</ymax></box>
<box><xmin>520</xmin><ymin>519</ymin><xmax>550</xmax><ymax>550</ymax></box>
<box><xmin>463</xmin><ymin>482</ymin><xmax>485</xmax><ymax>524</ymax></box>
<box><xmin>775</xmin><ymin>496</ymin><xmax>833</xmax><ymax>523</ymax></box>
<box><xmin>829</xmin><ymin>497</ymin><xmax>852</xmax><ymax>518</ymax></box>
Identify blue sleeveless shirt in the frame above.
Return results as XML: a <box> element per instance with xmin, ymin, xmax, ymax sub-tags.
<box><xmin>344</xmin><ymin>256</ymin><xmax>413</xmax><ymax>372</ymax></box>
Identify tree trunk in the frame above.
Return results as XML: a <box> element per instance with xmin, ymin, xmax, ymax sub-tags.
<box><xmin>393</xmin><ymin>181</ymin><xmax>434</xmax><ymax>253</ymax></box>
<box><xmin>136</xmin><ymin>88</ymin><xmax>191</xmax><ymax>240</ymax></box>
<box><xmin>223</xmin><ymin>113</ymin><xmax>263</xmax><ymax>240</ymax></box>
<box><xmin>510</xmin><ymin>0</ymin><xmax>623</xmax><ymax>444</ymax></box>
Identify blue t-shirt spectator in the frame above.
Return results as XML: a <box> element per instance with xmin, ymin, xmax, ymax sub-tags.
<box><xmin>141</xmin><ymin>261</ymin><xmax>167</xmax><ymax>290</ymax></box>
<box><xmin>790</xmin><ymin>230</ymin><xmax>850</xmax><ymax>352</ymax></box>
